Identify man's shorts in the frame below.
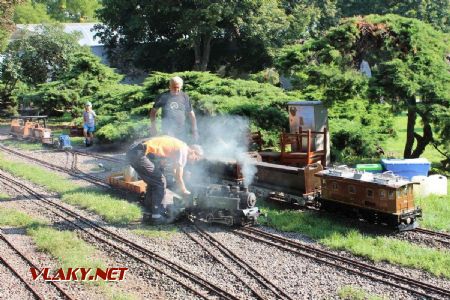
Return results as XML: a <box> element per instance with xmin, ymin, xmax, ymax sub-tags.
<box><xmin>83</xmin><ymin>124</ymin><xmax>95</xmax><ymax>133</ymax></box>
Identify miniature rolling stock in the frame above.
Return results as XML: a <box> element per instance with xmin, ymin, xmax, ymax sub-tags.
<box><xmin>315</xmin><ymin>167</ymin><xmax>422</xmax><ymax>230</ymax></box>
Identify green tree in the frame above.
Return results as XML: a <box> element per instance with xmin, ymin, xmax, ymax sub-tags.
<box><xmin>0</xmin><ymin>0</ymin><xmax>23</xmax><ymax>50</ymax></box>
<box><xmin>276</xmin><ymin>15</ymin><xmax>450</xmax><ymax>161</ymax></box>
<box><xmin>96</xmin><ymin>0</ymin><xmax>289</xmax><ymax>71</ymax></box>
<box><xmin>14</xmin><ymin>0</ymin><xmax>53</xmax><ymax>24</ymax></box>
<box><xmin>31</xmin><ymin>0</ymin><xmax>100</xmax><ymax>22</ymax></box>
<box><xmin>338</xmin><ymin>0</ymin><xmax>450</xmax><ymax>32</ymax></box>
<box><xmin>0</xmin><ymin>25</ymin><xmax>84</xmax><ymax>106</ymax></box>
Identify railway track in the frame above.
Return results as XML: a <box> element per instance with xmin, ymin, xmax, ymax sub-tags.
<box><xmin>0</xmin><ymin>173</ymin><xmax>239</xmax><ymax>300</ymax></box>
<box><xmin>414</xmin><ymin>228</ymin><xmax>450</xmax><ymax>247</ymax></box>
<box><xmin>0</xmin><ymin>231</ymin><xmax>73</xmax><ymax>300</ymax></box>
<box><xmin>236</xmin><ymin>227</ymin><xmax>450</xmax><ymax>300</ymax></box>
<box><xmin>182</xmin><ymin>223</ymin><xmax>293</xmax><ymax>300</ymax></box>
<box><xmin>0</xmin><ymin>254</ymin><xmax>44</xmax><ymax>300</ymax></box>
<box><xmin>2</xmin><ymin>144</ymin><xmax>450</xmax><ymax>298</ymax></box>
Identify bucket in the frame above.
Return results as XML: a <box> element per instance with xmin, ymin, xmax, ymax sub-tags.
<box><xmin>124</xmin><ymin>166</ymin><xmax>138</xmax><ymax>182</ymax></box>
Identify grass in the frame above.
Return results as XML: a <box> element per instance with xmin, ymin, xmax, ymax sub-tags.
<box><xmin>0</xmin><ymin>154</ymin><xmax>141</xmax><ymax>225</ymax></box>
<box><xmin>0</xmin><ymin>207</ymin><xmax>47</xmax><ymax>227</ymax></box>
<box><xmin>262</xmin><ymin>207</ymin><xmax>450</xmax><ymax>279</ymax></box>
<box><xmin>0</xmin><ymin>193</ymin><xmax>9</xmax><ymax>201</ymax></box>
<box><xmin>28</xmin><ymin>226</ymin><xmax>106</xmax><ymax>273</ymax></box>
<box><xmin>0</xmin><ymin>203</ymin><xmax>138</xmax><ymax>299</ymax></box>
<box><xmin>133</xmin><ymin>224</ymin><xmax>179</xmax><ymax>240</ymax></box>
<box><xmin>416</xmin><ymin>190</ymin><xmax>450</xmax><ymax>232</ymax></box>
<box><xmin>337</xmin><ymin>285</ymin><xmax>384</xmax><ymax>300</ymax></box>
<box><xmin>1</xmin><ymin>139</ymin><xmax>44</xmax><ymax>150</ymax></box>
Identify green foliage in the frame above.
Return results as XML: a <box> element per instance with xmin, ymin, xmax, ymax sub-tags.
<box><xmin>33</xmin><ymin>0</ymin><xmax>101</xmax><ymax>22</ymax></box>
<box><xmin>2</xmin><ymin>25</ymin><xmax>83</xmax><ymax>86</ymax></box>
<box><xmin>248</xmin><ymin>68</ymin><xmax>280</xmax><ymax>86</ymax></box>
<box><xmin>276</xmin><ymin>15</ymin><xmax>450</xmax><ymax>160</ymax></box>
<box><xmin>14</xmin><ymin>0</ymin><xmax>53</xmax><ymax>24</ymax></box>
<box><xmin>338</xmin><ymin>0</ymin><xmax>450</xmax><ymax>32</ymax></box>
<box><xmin>20</xmin><ymin>52</ymin><xmax>126</xmax><ymax>116</ymax></box>
<box><xmin>330</xmin><ymin>119</ymin><xmax>379</xmax><ymax>161</ymax></box>
<box><xmin>96</xmin><ymin>0</ymin><xmax>292</xmax><ymax>71</ymax></box>
<box><xmin>96</xmin><ymin>119</ymin><xmax>149</xmax><ymax>144</ymax></box>
<box><xmin>0</xmin><ymin>0</ymin><xmax>23</xmax><ymax>51</ymax></box>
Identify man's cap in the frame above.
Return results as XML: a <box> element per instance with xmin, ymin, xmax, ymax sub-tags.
<box><xmin>85</xmin><ymin>101</ymin><xmax>92</xmax><ymax>106</ymax></box>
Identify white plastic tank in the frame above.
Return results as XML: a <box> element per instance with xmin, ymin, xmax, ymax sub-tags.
<box><xmin>411</xmin><ymin>175</ymin><xmax>427</xmax><ymax>197</ymax></box>
<box><xmin>425</xmin><ymin>175</ymin><xmax>447</xmax><ymax>196</ymax></box>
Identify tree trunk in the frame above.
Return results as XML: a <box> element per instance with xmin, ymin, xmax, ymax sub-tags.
<box><xmin>193</xmin><ymin>39</ymin><xmax>202</xmax><ymax>71</ymax></box>
<box><xmin>410</xmin><ymin>114</ymin><xmax>433</xmax><ymax>158</ymax></box>
<box><xmin>200</xmin><ymin>35</ymin><xmax>212</xmax><ymax>71</ymax></box>
<box><xmin>193</xmin><ymin>35</ymin><xmax>212</xmax><ymax>71</ymax></box>
<box><xmin>404</xmin><ymin>100</ymin><xmax>416</xmax><ymax>158</ymax></box>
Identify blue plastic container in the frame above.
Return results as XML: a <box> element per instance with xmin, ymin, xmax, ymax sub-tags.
<box><xmin>381</xmin><ymin>158</ymin><xmax>430</xmax><ymax>180</ymax></box>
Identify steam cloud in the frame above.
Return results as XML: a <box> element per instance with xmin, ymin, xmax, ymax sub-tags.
<box><xmin>195</xmin><ymin>115</ymin><xmax>257</xmax><ymax>186</ymax></box>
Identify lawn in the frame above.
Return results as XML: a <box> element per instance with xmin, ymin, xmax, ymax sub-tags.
<box><xmin>0</xmin><ymin>154</ymin><xmax>142</xmax><ymax>225</ymax></box>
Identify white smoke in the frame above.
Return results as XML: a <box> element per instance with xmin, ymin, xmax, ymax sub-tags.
<box><xmin>196</xmin><ymin>115</ymin><xmax>257</xmax><ymax>186</ymax></box>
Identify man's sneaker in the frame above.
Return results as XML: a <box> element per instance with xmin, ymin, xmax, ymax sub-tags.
<box><xmin>143</xmin><ymin>213</ymin><xmax>167</xmax><ymax>225</ymax></box>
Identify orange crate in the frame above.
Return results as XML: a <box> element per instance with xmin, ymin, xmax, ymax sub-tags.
<box><xmin>108</xmin><ymin>174</ymin><xmax>146</xmax><ymax>194</ymax></box>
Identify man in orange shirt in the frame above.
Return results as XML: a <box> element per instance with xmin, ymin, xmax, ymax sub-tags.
<box><xmin>126</xmin><ymin>136</ymin><xmax>203</xmax><ymax>224</ymax></box>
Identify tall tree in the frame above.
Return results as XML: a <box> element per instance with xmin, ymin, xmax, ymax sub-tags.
<box><xmin>14</xmin><ymin>0</ymin><xmax>53</xmax><ymax>24</ymax></box>
<box><xmin>0</xmin><ymin>25</ymin><xmax>84</xmax><ymax>107</ymax></box>
<box><xmin>96</xmin><ymin>0</ymin><xmax>289</xmax><ymax>71</ymax></box>
<box><xmin>276</xmin><ymin>15</ymin><xmax>450</xmax><ymax>161</ymax></box>
<box><xmin>338</xmin><ymin>0</ymin><xmax>450</xmax><ymax>32</ymax></box>
<box><xmin>0</xmin><ymin>0</ymin><xmax>23</xmax><ymax>50</ymax></box>
<box><xmin>30</xmin><ymin>0</ymin><xmax>101</xmax><ymax>22</ymax></box>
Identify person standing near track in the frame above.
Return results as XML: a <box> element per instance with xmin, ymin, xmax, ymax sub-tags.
<box><xmin>126</xmin><ymin>135</ymin><xmax>203</xmax><ymax>224</ymax></box>
<box><xmin>149</xmin><ymin>76</ymin><xmax>199</xmax><ymax>143</ymax></box>
<box><xmin>83</xmin><ymin>101</ymin><xmax>96</xmax><ymax>147</ymax></box>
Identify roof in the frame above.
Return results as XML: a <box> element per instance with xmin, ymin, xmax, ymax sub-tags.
<box><xmin>12</xmin><ymin>23</ymin><xmax>103</xmax><ymax>46</ymax></box>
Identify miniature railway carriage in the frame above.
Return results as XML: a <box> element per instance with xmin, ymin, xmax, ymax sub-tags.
<box><xmin>315</xmin><ymin>167</ymin><xmax>422</xmax><ymax>230</ymax></box>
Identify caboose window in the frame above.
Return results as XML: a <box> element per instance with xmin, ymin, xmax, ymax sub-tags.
<box><xmin>332</xmin><ymin>182</ymin><xmax>338</xmax><ymax>191</ymax></box>
<box><xmin>388</xmin><ymin>190</ymin><xmax>395</xmax><ymax>199</ymax></box>
<box><xmin>379</xmin><ymin>190</ymin><xmax>386</xmax><ymax>199</ymax></box>
<box><xmin>348</xmin><ymin>185</ymin><xmax>356</xmax><ymax>194</ymax></box>
<box><xmin>367</xmin><ymin>189</ymin><xmax>373</xmax><ymax>197</ymax></box>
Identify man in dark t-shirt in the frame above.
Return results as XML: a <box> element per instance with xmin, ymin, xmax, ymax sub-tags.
<box><xmin>150</xmin><ymin>76</ymin><xmax>199</xmax><ymax>142</ymax></box>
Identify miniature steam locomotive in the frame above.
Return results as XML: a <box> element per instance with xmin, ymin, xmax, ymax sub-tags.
<box><xmin>189</xmin><ymin>184</ymin><xmax>259</xmax><ymax>226</ymax></box>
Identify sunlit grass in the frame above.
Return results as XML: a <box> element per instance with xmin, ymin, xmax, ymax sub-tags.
<box><xmin>133</xmin><ymin>224</ymin><xmax>179</xmax><ymax>240</ymax></box>
<box><xmin>380</xmin><ymin>114</ymin><xmax>445</xmax><ymax>166</ymax></box>
<box><xmin>1</xmin><ymin>139</ymin><xmax>44</xmax><ymax>150</ymax></box>
<box><xmin>0</xmin><ymin>207</ymin><xmax>47</xmax><ymax>227</ymax></box>
<box><xmin>338</xmin><ymin>285</ymin><xmax>384</xmax><ymax>300</ymax></box>
<box><xmin>0</xmin><ymin>154</ymin><xmax>141</xmax><ymax>224</ymax></box>
<box><xmin>28</xmin><ymin>226</ymin><xmax>105</xmax><ymax>273</ymax></box>
<box><xmin>416</xmin><ymin>187</ymin><xmax>450</xmax><ymax>232</ymax></box>
<box><xmin>0</xmin><ymin>193</ymin><xmax>9</xmax><ymax>201</ymax></box>
<box><xmin>263</xmin><ymin>207</ymin><xmax>450</xmax><ymax>279</ymax></box>
<box><xmin>0</xmin><ymin>201</ymin><xmax>137</xmax><ymax>298</ymax></box>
